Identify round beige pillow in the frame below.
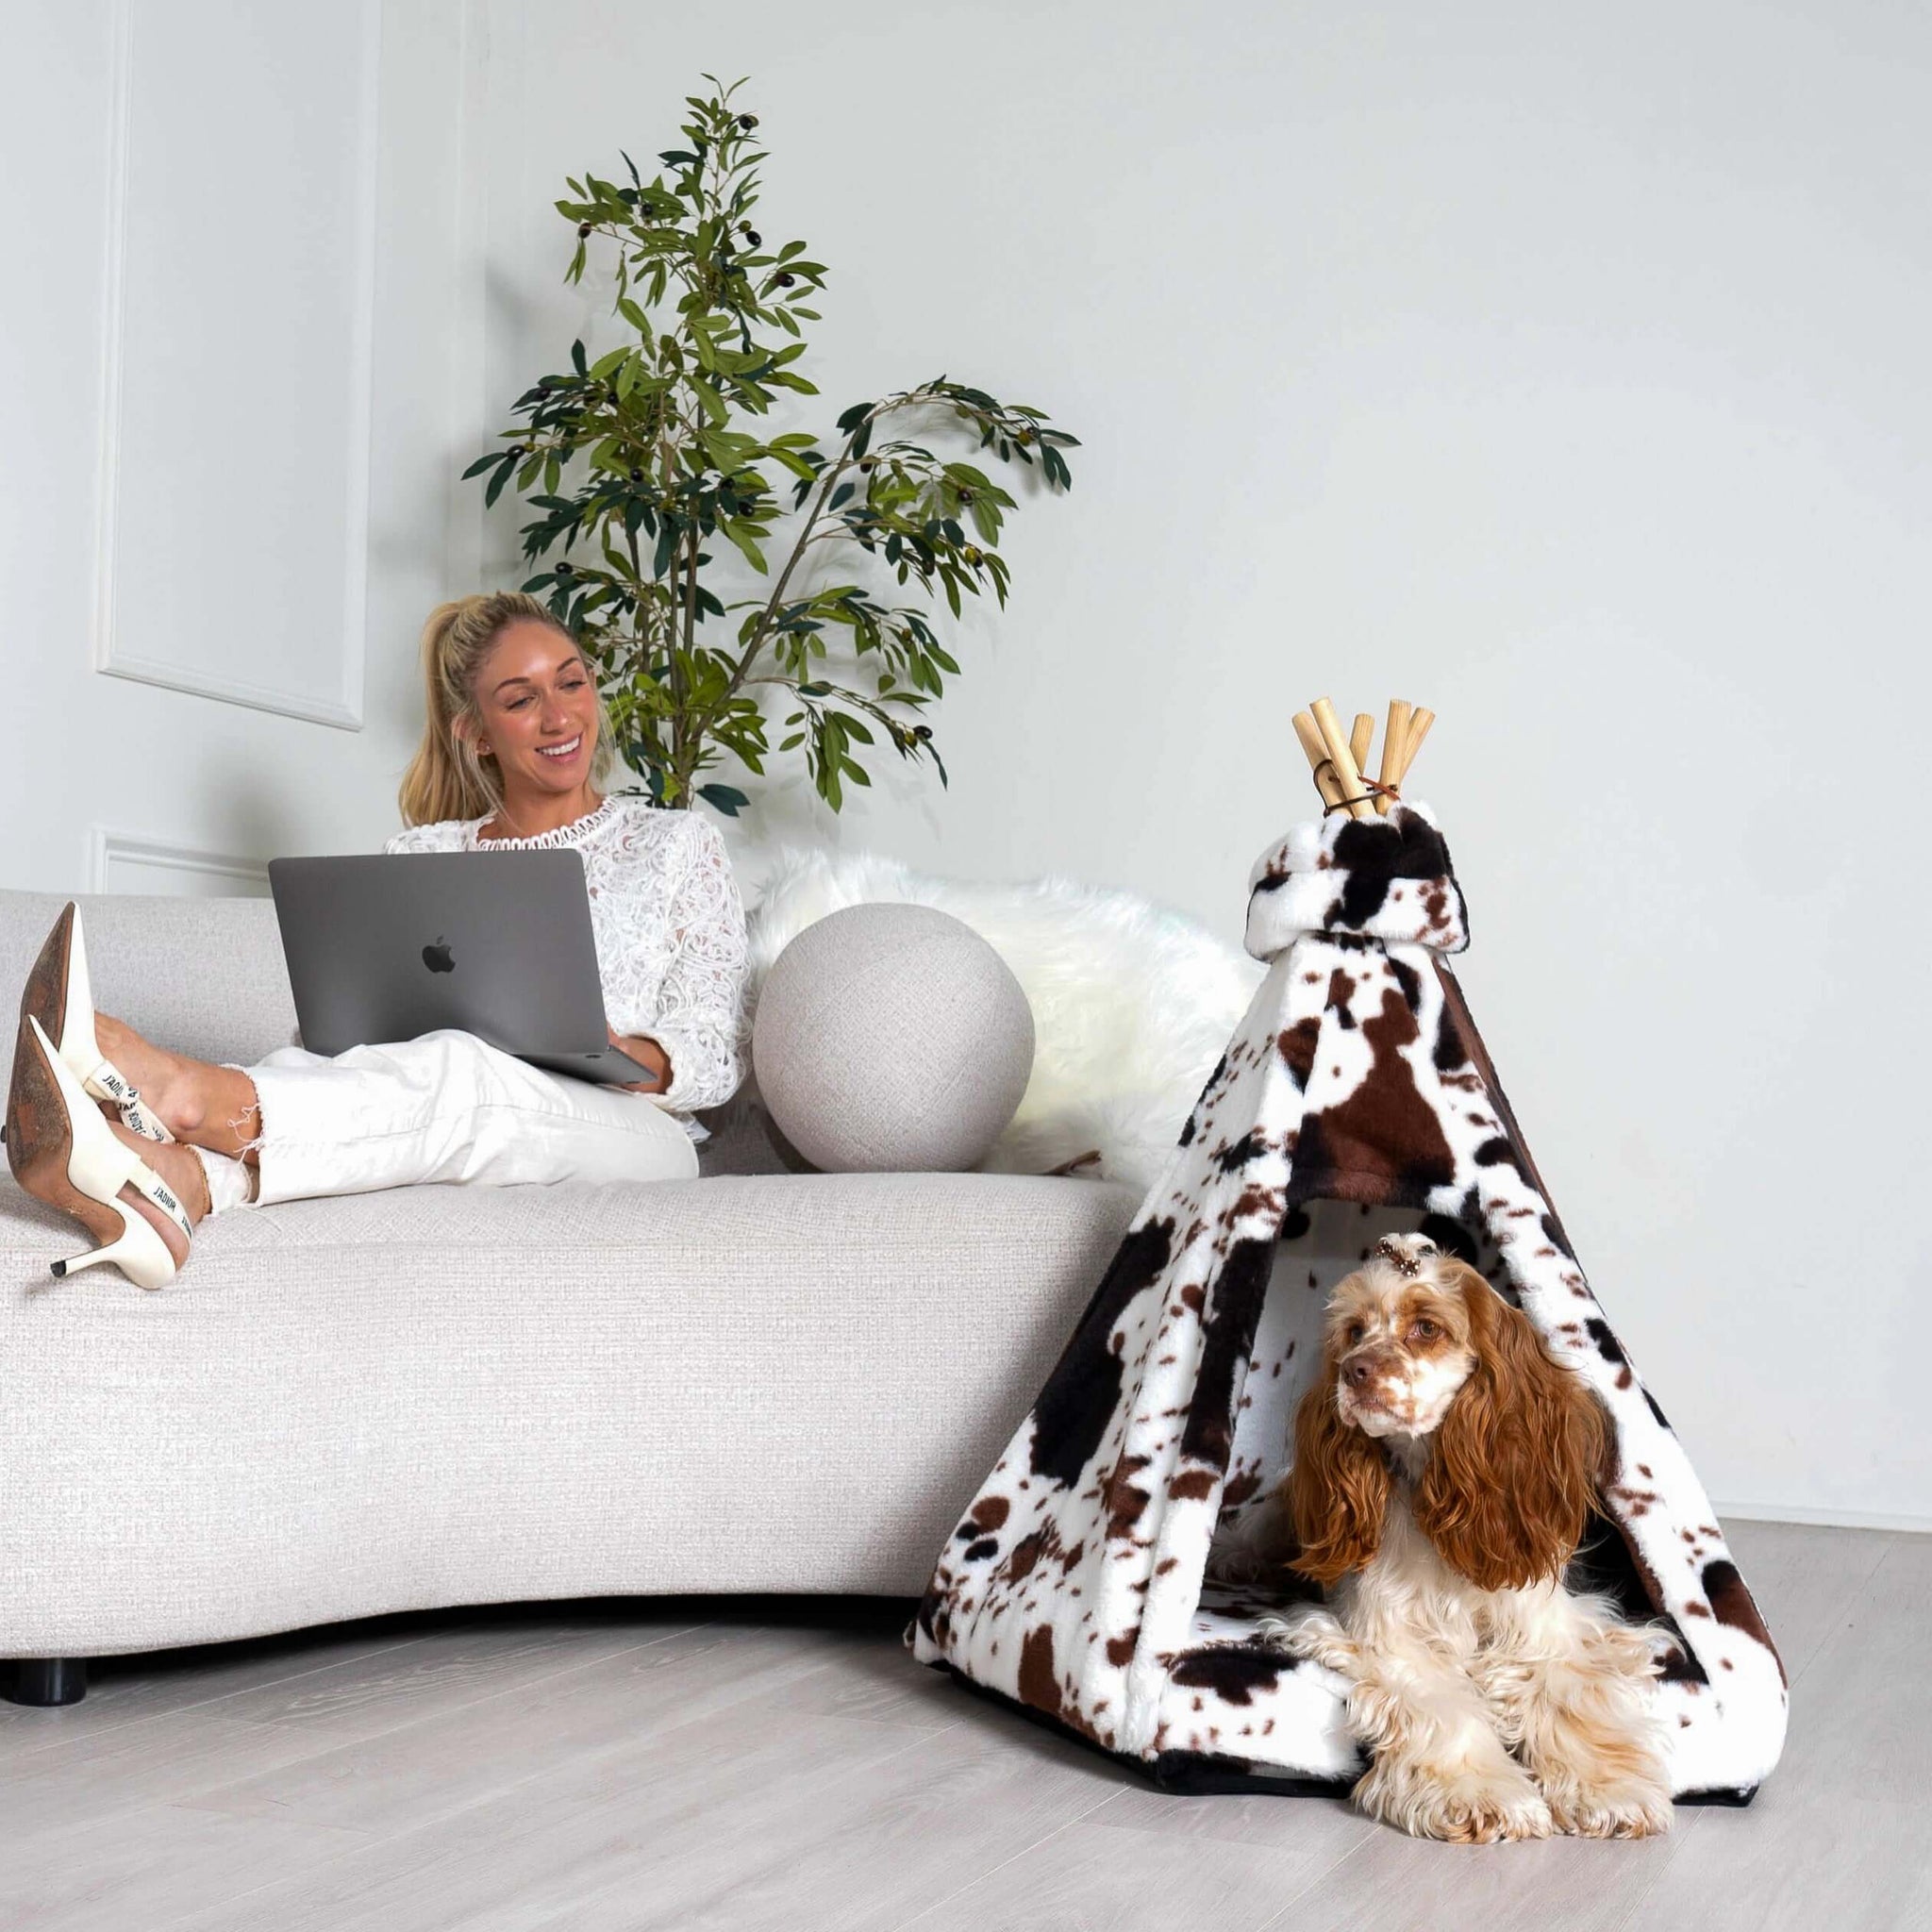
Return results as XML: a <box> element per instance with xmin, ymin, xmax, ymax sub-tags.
<box><xmin>752</xmin><ymin>903</ymin><xmax>1035</xmax><ymax>1173</ymax></box>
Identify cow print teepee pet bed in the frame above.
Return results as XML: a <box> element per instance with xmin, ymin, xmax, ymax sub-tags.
<box><xmin>910</xmin><ymin>698</ymin><xmax>1787</xmax><ymax>1807</ymax></box>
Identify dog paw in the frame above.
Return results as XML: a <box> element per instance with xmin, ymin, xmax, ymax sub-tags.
<box><xmin>1357</xmin><ymin>1764</ymin><xmax>1554</xmax><ymax>1844</ymax></box>
<box><xmin>1254</xmin><ymin>1608</ymin><xmax>1353</xmax><ymax>1673</ymax></box>
<box><xmin>1545</xmin><ymin>1782</ymin><xmax>1674</xmax><ymax>1840</ymax></box>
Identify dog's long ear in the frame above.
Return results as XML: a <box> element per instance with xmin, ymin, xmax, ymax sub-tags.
<box><xmin>1286</xmin><ymin>1334</ymin><xmax>1391</xmax><ymax>1586</ymax></box>
<box><xmin>1415</xmin><ymin>1261</ymin><xmax>1607</xmax><ymax>1591</ymax></box>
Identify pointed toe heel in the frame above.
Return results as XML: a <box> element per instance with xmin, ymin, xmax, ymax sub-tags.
<box><xmin>21</xmin><ymin>902</ymin><xmax>175</xmax><ymax>1143</ymax></box>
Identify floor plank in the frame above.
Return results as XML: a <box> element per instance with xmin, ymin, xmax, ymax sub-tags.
<box><xmin>1753</xmin><ymin>1532</ymin><xmax>1932</xmax><ymax>1797</ymax></box>
<box><xmin>0</xmin><ymin>1804</ymin><xmax>374</xmax><ymax>1932</ymax></box>
<box><xmin>898</xmin><ymin>1817</ymin><xmax>1323</xmax><ymax>1932</ymax></box>
<box><xmin>2</xmin><ymin>1614</ymin><xmax>686</xmax><ymax>1776</ymax></box>
<box><xmin>176</xmin><ymin>1619</ymin><xmax>879</xmax><ymax>1839</ymax></box>
<box><xmin>1088</xmin><ymin>1778</ymin><xmax>1374</xmax><ymax>1858</ymax></box>
<box><xmin>1717</xmin><ymin>1517</ymin><xmax>1893</xmax><ymax>1690</ymax></box>
<box><xmin>0</xmin><ymin>1710</ymin><xmax>382</xmax><ymax>1840</ymax></box>
<box><xmin>1620</xmin><ymin>1787</ymin><xmax>1931</xmax><ymax>1932</ymax></box>
<box><xmin>1301</xmin><ymin>1820</ymin><xmax>1707</xmax><ymax>1932</ymax></box>
<box><xmin>753</xmin><ymin>1622</ymin><xmax>963</xmax><ymax>1733</ymax></box>
<box><xmin>0</xmin><ymin>1620</ymin><xmax>425</xmax><ymax>1750</ymax></box>
<box><xmin>0</xmin><ymin>1595</ymin><xmax>699</xmax><ymax>1751</ymax></box>
<box><xmin>567</xmin><ymin>1690</ymin><xmax>1126</xmax><ymax>1931</ymax></box>
<box><xmin>173</xmin><ymin>1611</ymin><xmax>694</xmax><ymax>1742</ymax></box>
<box><xmin>164</xmin><ymin>1705</ymin><xmax>938</xmax><ymax>1932</ymax></box>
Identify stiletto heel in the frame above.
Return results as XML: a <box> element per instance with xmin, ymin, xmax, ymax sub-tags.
<box><xmin>20</xmin><ymin>903</ymin><xmax>175</xmax><ymax>1142</ymax></box>
<box><xmin>53</xmin><ymin>1232</ymin><xmax>173</xmax><ymax>1282</ymax></box>
<box><xmin>6</xmin><ymin>1015</ymin><xmax>191</xmax><ymax>1291</ymax></box>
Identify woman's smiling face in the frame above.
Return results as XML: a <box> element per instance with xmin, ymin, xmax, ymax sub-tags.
<box><xmin>470</xmin><ymin>620</ymin><xmax>602</xmax><ymax>808</ymax></box>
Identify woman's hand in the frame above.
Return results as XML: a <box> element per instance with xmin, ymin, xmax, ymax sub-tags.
<box><xmin>608</xmin><ymin>1028</ymin><xmax>672</xmax><ymax>1095</ymax></box>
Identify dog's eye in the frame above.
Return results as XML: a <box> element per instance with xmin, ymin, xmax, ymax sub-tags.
<box><xmin>1344</xmin><ymin>1321</ymin><xmax>1367</xmax><ymax>1345</ymax></box>
<box><xmin>1410</xmin><ymin>1318</ymin><xmax>1440</xmax><ymax>1341</ymax></box>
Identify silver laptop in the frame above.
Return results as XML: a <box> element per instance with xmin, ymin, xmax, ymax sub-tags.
<box><xmin>267</xmin><ymin>850</ymin><xmax>652</xmax><ymax>1085</ymax></box>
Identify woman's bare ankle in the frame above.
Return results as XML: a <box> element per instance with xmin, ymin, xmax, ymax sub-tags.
<box><xmin>197</xmin><ymin>1068</ymin><xmax>262</xmax><ymax>1158</ymax></box>
<box><xmin>93</xmin><ymin>1014</ymin><xmax>193</xmax><ymax>1131</ymax></box>
<box><xmin>92</xmin><ymin>1013</ymin><xmax>259</xmax><ymax>1149</ymax></box>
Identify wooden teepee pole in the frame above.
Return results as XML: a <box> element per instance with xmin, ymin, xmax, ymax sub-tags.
<box><xmin>1377</xmin><ymin>700</ymin><xmax>1413</xmax><ymax>814</ymax></box>
<box><xmin>1403</xmin><ymin>707</ymin><xmax>1435</xmax><ymax>774</ymax></box>
<box><xmin>1309</xmin><ymin>698</ymin><xmax>1376</xmax><ymax>820</ymax></box>
<box><xmin>1291</xmin><ymin>711</ymin><xmax>1348</xmax><ymax>810</ymax></box>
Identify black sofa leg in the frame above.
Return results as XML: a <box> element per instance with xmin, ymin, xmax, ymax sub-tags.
<box><xmin>7</xmin><ymin>1658</ymin><xmax>88</xmax><ymax>1707</ymax></box>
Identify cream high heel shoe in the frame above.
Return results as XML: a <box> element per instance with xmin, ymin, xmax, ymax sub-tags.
<box><xmin>20</xmin><ymin>902</ymin><xmax>175</xmax><ymax>1143</ymax></box>
<box><xmin>6</xmin><ymin>1014</ymin><xmax>193</xmax><ymax>1290</ymax></box>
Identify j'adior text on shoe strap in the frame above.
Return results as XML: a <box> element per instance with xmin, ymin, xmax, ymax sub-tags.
<box><xmin>385</xmin><ymin>798</ymin><xmax>748</xmax><ymax>1116</ymax></box>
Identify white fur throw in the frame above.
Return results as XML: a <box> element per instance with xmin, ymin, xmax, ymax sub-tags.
<box><xmin>741</xmin><ymin>846</ymin><xmax>1263</xmax><ymax>1191</ymax></box>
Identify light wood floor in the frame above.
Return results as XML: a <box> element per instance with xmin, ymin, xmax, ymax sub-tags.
<box><xmin>2</xmin><ymin>1520</ymin><xmax>1925</xmax><ymax>1932</ymax></box>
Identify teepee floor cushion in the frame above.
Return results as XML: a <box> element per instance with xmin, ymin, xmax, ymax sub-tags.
<box><xmin>911</xmin><ymin>805</ymin><xmax>1788</xmax><ymax>1806</ymax></box>
<box><xmin>930</xmin><ymin>1663</ymin><xmax>1764</xmax><ymax>1806</ymax></box>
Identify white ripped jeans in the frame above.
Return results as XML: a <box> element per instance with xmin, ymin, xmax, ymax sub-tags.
<box><xmin>192</xmin><ymin>1028</ymin><xmax>699</xmax><ymax>1214</ymax></box>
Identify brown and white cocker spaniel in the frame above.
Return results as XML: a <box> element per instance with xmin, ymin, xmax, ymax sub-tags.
<box><xmin>1251</xmin><ymin>1233</ymin><xmax>1672</xmax><ymax>1843</ymax></box>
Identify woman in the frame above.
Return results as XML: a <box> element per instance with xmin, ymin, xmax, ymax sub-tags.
<box><xmin>7</xmin><ymin>591</ymin><xmax>748</xmax><ymax>1289</ymax></box>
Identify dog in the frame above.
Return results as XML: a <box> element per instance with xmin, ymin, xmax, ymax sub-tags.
<box><xmin>1248</xmin><ymin>1233</ymin><xmax>1672</xmax><ymax>1843</ymax></box>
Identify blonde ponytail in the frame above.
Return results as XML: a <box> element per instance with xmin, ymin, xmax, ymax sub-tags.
<box><xmin>397</xmin><ymin>592</ymin><xmax>615</xmax><ymax>828</ymax></box>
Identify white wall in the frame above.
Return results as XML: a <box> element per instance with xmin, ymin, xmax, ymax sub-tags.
<box><xmin>475</xmin><ymin>0</ymin><xmax>1931</xmax><ymax>1527</ymax></box>
<box><xmin>5</xmin><ymin>1</ymin><xmax>1926</xmax><ymax>1526</ymax></box>
<box><xmin>1</xmin><ymin>0</ymin><xmax>479</xmax><ymax>894</ymax></box>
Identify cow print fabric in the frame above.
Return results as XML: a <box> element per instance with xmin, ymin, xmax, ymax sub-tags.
<box><xmin>911</xmin><ymin>804</ymin><xmax>1788</xmax><ymax>1800</ymax></box>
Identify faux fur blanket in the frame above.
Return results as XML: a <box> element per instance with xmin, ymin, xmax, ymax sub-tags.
<box><xmin>742</xmin><ymin>846</ymin><xmax>1262</xmax><ymax>1190</ymax></box>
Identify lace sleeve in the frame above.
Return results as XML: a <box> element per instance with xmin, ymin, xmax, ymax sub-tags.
<box><xmin>638</xmin><ymin>815</ymin><xmax>750</xmax><ymax>1112</ymax></box>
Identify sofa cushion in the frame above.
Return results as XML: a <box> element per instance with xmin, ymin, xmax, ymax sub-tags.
<box><xmin>0</xmin><ymin>1168</ymin><xmax>1139</xmax><ymax>1656</ymax></box>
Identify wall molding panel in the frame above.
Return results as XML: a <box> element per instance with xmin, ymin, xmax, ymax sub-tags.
<box><xmin>90</xmin><ymin>0</ymin><xmax>382</xmax><ymax>732</ymax></box>
<box><xmin>92</xmin><ymin>831</ymin><xmax>272</xmax><ymax>898</ymax></box>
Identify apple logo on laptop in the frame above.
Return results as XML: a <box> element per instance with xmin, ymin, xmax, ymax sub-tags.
<box><xmin>422</xmin><ymin>936</ymin><xmax>456</xmax><ymax>974</ymax></box>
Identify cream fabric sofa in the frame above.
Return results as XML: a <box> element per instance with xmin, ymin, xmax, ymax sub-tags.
<box><xmin>0</xmin><ymin>891</ymin><xmax>1138</xmax><ymax>1704</ymax></box>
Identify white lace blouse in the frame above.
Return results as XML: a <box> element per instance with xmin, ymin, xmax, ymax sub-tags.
<box><xmin>385</xmin><ymin>797</ymin><xmax>749</xmax><ymax>1125</ymax></box>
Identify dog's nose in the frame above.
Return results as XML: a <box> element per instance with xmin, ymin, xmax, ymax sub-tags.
<box><xmin>1345</xmin><ymin>1356</ymin><xmax>1380</xmax><ymax>1389</ymax></box>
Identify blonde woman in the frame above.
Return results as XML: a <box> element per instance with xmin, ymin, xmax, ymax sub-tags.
<box><xmin>7</xmin><ymin>592</ymin><xmax>748</xmax><ymax>1289</ymax></box>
